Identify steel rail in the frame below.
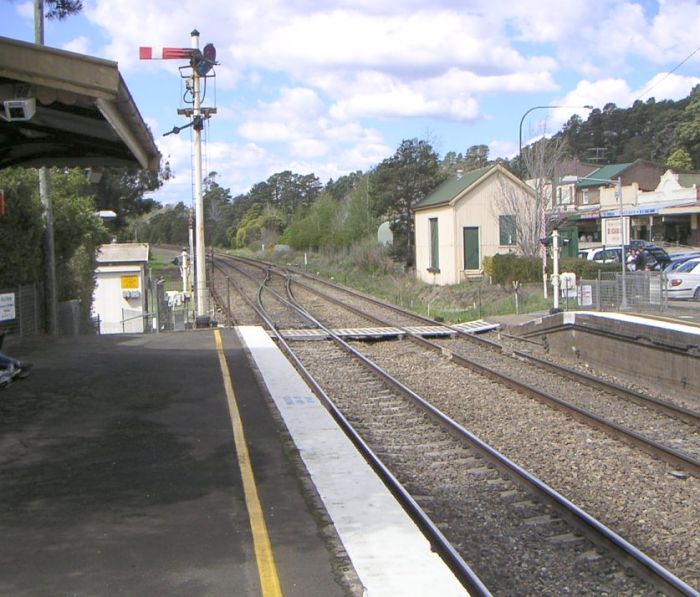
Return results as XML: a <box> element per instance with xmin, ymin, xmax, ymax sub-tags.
<box><xmin>283</xmin><ymin>267</ymin><xmax>699</xmax><ymax>425</ymax></box>
<box><xmin>286</xmin><ymin>275</ymin><xmax>700</xmax><ymax>478</ymax></box>
<box><xmin>213</xmin><ymin>254</ymin><xmax>699</xmax><ymax>595</ymax></box>
<box><xmin>277</xmin><ymin>274</ymin><xmax>698</xmax><ymax>597</ymax></box>
<box><xmin>221</xmin><ymin>252</ymin><xmax>699</xmax><ymax>429</ymax></box>
<box><xmin>225</xmin><ymin>263</ymin><xmax>491</xmax><ymax>595</ymax></box>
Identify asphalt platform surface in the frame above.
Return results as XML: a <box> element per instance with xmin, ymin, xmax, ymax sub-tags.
<box><xmin>0</xmin><ymin>329</ymin><xmax>346</xmax><ymax>596</ymax></box>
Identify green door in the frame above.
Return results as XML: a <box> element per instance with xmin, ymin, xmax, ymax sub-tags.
<box><xmin>559</xmin><ymin>226</ymin><xmax>579</xmax><ymax>258</ymax></box>
<box><xmin>463</xmin><ymin>227</ymin><xmax>480</xmax><ymax>270</ymax></box>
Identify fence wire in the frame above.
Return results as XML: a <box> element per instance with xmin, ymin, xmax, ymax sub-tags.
<box><xmin>577</xmin><ymin>271</ymin><xmax>667</xmax><ymax>312</ymax></box>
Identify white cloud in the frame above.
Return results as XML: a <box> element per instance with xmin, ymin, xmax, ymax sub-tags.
<box><xmin>16</xmin><ymin>1</ymin><xmax>34</xmax><ymax>20</ymax></box>
<box><xmin>31</xmin><ymin>0</ymin><xmax>697</xmax><ymax>201</ymax></box>
<box><xmin>561</xmin><ymin>72</ymin><xmax>700</xmax><ymax>114</ymax></box>
<box><xmin>62</xmin><ymin>36</ymin><xmax>91</xmax><ymax>55</ymax></box>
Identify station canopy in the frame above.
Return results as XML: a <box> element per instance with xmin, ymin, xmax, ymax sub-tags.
<box><xmin>0</xmin><ymin>35</ymin><xmax>160</xmax><ymax>171</ymax></box>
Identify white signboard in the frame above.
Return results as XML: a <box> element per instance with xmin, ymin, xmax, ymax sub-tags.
<box><xmin>0</xmin><ymin>292</ymin><xmax>16</xmax><ymax>322</ymax></box>
<box><xmin>579</xmin><ymin>285</ymin><xmax>593</xmax><ymax>307</ymax></box>
<box><xmin>602</xmin><ymin>217</ymin><xmax>629</xmax><ymax>246</ymax></box>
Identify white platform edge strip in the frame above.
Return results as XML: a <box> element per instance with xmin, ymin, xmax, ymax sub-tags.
<box><xmin>236</xmin><ymin>326</ymin><xmax>469</xmax><ymax>597</ymax></box>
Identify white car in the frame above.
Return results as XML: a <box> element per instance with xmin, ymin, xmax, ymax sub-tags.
<box><xmin>578</xmin><ymin>246</ymin><xmax>622</xmax><ymax>263</ymax></box>
<box><xmin>666</xmin><ymin>257</ymin><xmax>700</xmax><ymax>300</ymax></box>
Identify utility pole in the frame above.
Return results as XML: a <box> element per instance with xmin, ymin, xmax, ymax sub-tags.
<box><xmin>551</xmin><ymin>229</ymin><xmax>561</xmax><ymax>312</ymax></box>
<box><xmin>34</xmin><ymin>0</ymin><xmax>58</xmax><ymax>336</ymax></box>
<box><xmin>616</xmin><ymin>178</ymin><xmax>627</xmax><ymax>309</ymax></box>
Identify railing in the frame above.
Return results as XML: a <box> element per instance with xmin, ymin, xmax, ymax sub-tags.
<box><xmin>0</xmin><ymin>284</ymin><xmax>45</xmax><ymax>336</ymax></box>
<box><xmin>576</xmin><ymin>271</ymin><xmax>666</xmax><ymax>312</ymax></box>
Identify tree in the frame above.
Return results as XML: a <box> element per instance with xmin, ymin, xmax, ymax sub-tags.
<box><xmin>92</xmin><ymin>164</ymin><xmax>170</xmax><ymax>235</ymax></box>
<box><xmin>50</xmin><ymin>169</ymin><xmax>109</xmax><ymax>322</ymax></box>
<box><xmin>667</xmin><ymin>148</ymin><xmax>693</xmax><ymax>171</ymax></box>
<box><xmin>370</xmin><ymin>139</ymin><xmax>444</xmax><ymax>266</ymax></box>
<box><xmin>280</xmin><ymin>193</ymin><xmax>338</xmax><ymax>251</ymax></box>
<box><xmin>130</xmin><ymin>202</ymin><xmax>191</xmax><ymax>246</ymax></box>
<box><xmin>43</xmin><ymin>0</ymin><xmax>83</xmax><ymax>19</ymax></box>
<box><xmin>0</xmin><ymin>167</ymin><xmax>108</xmax><ymax>327</ymax></box>
<box><xmin>676</xmin><ymin>85</ymin><xmax>700</xmax><ymax>169</ymax></box>
<box><xmin>325</xmin><ymin>171</ymin><xmax>365</xmax><ymax>201</ymax></box>
<box><xmin>233</xmin><ymin>204</ymin><xmax>285</xmax><ymax>250</ymax></box>
<box><xmin>203</xmin><ymin>172</ymin><xmax>233</xmax><ymax>247</ymax></box>
<box><xmin>0</xmin><ymin>168</ymin><xmax>44</xmax><ymax>287</ymax></box>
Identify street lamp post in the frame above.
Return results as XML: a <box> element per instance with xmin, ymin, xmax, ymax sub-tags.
<box><xmin>518</xmin><ymin>106</ymin><xmax>593</xmax><ymax>300</ymax></box>
<box><xmin>518</xmin><ymin>105</ymin><xmax>593</xmax><ymax>176</ymax></box>
<box><xmin>562</xmin><ymin>175</ymin><xmax>627</xmax><ymax>309</ymax></box>
<box><xmin>518</xmin><ymin>104</ymin><xmax>592</xmax><ymax>302</ymax></box>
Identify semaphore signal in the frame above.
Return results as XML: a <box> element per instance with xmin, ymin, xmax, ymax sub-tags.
<box><xmin>139</xmin><ymin>30</ymin><xmax>218</xmax><ymax>324</ymax></box>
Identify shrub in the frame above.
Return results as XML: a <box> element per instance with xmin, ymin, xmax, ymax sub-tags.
<box><xmin>491</xmin><ymin>253</ymin><xmax>542</xmax><ymax>286</ymax></box>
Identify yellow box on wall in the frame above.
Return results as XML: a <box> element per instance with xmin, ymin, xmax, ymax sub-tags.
<box><xmin>121</xmin><ymin>275</ymin><xmax>140</xmax><ymax>289</ymax></box>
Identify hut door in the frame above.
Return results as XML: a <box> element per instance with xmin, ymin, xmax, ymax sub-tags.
<box><xmin>463</xmin><ymin>227</ymin><xmax>479</xmax><ymax>270</ymax></box>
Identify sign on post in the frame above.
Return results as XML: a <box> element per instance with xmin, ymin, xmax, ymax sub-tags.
<box><xmin>0</xmin><ymin>292</ymin><xmax>16</xmax><ymax>322</ymax></box>
<box><xmin>603</xmin><ymin>217</ymin><xmax>628</xmax><ymax>246</ymax></box>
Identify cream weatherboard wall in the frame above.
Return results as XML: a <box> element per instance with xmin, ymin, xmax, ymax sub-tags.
<box><xmin>414</xmin><ymin>166</ymin><xmax>531</xmax><ymax>286</ymax></box>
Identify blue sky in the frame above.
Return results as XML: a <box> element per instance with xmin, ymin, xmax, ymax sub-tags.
<box><xmin>2</xmin><ymin>0</ymin><xmax>699</xmax><ymax>206</ymax></box>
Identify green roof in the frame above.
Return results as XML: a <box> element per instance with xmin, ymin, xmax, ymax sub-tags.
<box><xmin>678</xmin><ymin>173</ymin><xmax>700</xmax><ymax>187</ymax></box>
<box><xmin>414</xmin><ymin>165</ymin><xmax>495</xmax><ymax>209</ymax></box>
<box><xmin>576</xmin><ymin>163</ymin><xmax>631</xmax><ymax>188</ymax></box>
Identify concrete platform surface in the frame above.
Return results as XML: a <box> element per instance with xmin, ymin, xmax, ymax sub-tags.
<box><xmin>239</xmin><ymin>326</ymin><xmax>468</xmax><ymax>597</ymax></box>
<box><xmin>0</xmin><ymin>330</ymin><xmax>346</xmax><ymax>596</ymax></box>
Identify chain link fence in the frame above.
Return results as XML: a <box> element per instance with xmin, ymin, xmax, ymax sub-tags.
<box><xmin>576</xmin><ymin>271</ymin><xmax>667</xmax><ymax>312</ymax></box>
<box><xmin>0</xmin><ymin>284</ymin><xmax>45</xmax><ymax>336</ymax></box>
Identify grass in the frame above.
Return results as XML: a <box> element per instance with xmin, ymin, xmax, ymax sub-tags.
<box><xmin>245</xmin><ymin>247</ymin><xmax>552</xmax><ymax>324</ymax></box>
<box><xmin>148</xmin><ymin>253</ymin><xmax>183</xmax><ymax>292</ymax></box>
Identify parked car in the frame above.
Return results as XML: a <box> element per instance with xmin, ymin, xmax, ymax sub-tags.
<box><xmin>665</xmin><ymin>257</ymin><xmax>700</xmax><ymax>300</ymax></box>
<box><xmin>664</xmin><ymin>251</ymin><xmax>700</xmax><ymax>273</ymax></box>
<box><xmin>627</xmin><ymin>241</ymin><xmax>671</xmax><ymax>270</ymax></box>
<box><xmin>578</xmin><ymin>246</ymin><xmax>622</xmax><ymax>263</ymax></box>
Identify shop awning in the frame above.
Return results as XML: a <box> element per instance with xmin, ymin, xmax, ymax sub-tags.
<box><xmin>659</xmin><ymin>203</ymin><xmax>700</xmax><ymax>215</ymax></box>
<box><xmin>0</xmin><ymin>36</ymin><xmax>160</xmax><ymax>171</ymax></box>
<box><xmin>599</xmin><ymin>199</ymin><xmax>699</xmax><ymax>218</ymax></box>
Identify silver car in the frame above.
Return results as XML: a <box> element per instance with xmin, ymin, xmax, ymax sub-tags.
<box><xmin>666</xmin><ymin>258</ymin><xmax>700</xmax><ymax>300</ymax></box>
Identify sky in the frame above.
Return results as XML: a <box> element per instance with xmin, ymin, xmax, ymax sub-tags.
<box><xmin>2</xmin><ymin>0</ymin><xmax>700</xmax><ymax>207</ymax></box>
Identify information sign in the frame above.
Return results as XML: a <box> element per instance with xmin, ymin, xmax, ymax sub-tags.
<box><xmin>0</xmin><ymin>292</ymin><xmax>16</xmax><ymax>321</ymax></box>
<box><xmin>121</xmin><ymin>275</ymin><xmax>140</xmax><ymax>289</ymax></box>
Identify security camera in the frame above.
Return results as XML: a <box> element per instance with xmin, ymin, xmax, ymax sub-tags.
<box><xmin>3</xmin><ymin>98</ymin><xmax>36</xmax><ymax>122</ymax></box>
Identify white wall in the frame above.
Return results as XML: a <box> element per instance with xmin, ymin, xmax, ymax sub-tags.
<box><xmin>415</xmin><ymin>172</ymin><xmax>525</xmax><ymax>285</ymax></box>
<box><xmin>92</xmin><ymin>265</ymin><xmax>146</xmax><ymax>334</ymax></box>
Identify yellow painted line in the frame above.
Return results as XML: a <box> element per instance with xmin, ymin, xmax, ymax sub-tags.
<box><xmin>214</xmin><ymin>329</ymin><xmax>283</xmax><ymax>597</ymax></box>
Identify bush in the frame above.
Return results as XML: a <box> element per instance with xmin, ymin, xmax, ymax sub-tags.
<box><xmin>491</xmin><ymin>253</ymin><xmax>542</xmax><ymax>286</ymax></box>
<box><xmin>558</xmin><ymin>257</ymin><xmax>620</xmax><ymax>279</ymax></box>
<box><xmin>490</xmin><ymin>253</ymin><xmax>621</xmax><ymax>287</ymax></box>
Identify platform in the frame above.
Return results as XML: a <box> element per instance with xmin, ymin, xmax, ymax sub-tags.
<box><xmin>0</xmin><ymin>328</ymin><xmax>469</xmax><ymax>596</ymax></box>
<box><xmin>239</xmin><ymin>326</ymin><xmax>468</xmax><ymax>596</ymax></box>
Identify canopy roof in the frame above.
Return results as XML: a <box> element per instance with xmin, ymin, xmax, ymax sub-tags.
<box><xmin>0</xmin><ymin>36</ymin><xmax>160</xmax><ymax>171</ymax></box>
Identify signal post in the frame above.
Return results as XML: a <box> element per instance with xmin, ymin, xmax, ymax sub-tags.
<box><xmin>140</xmin><ymin>30</ymin><xmax>217</xmax><ymax>324</ymax></box>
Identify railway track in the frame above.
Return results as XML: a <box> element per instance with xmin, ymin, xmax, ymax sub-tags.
<box><xmin>210</xmin><ymin>252</ymin><xmax>700</xmax><ymax>594</ymax></box>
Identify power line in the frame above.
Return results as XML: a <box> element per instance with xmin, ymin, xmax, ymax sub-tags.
<box><xmin>636</xmin><ymin>44</ymin><xmax>700</xmax><ymax>101</ymax></box>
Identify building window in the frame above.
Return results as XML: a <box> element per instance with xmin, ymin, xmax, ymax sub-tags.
<box><xmin>582</xmin><ymin>189</ymin><xmax>590</xmax><ymax>205</ymax></box>
<box><xmin>499</xmin><ymin>215</ymin><xmax>517</xmax><ymax>246</ymax></box>
<box><xmin>429</xmin><ymin>217</ymin><xmax>439</xmax><ymax>272</ymax></box>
